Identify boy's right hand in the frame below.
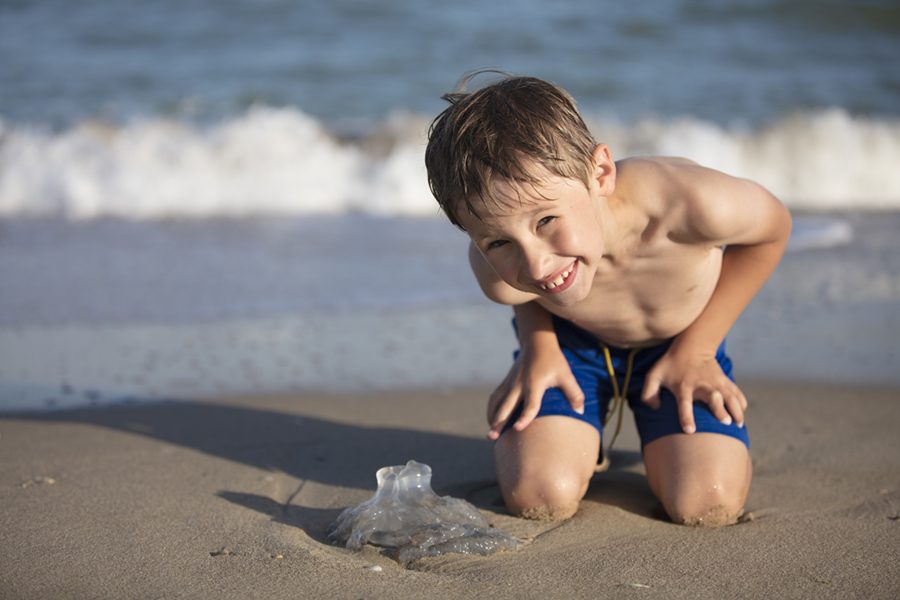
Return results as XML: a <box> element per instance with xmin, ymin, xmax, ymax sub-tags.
<box><xmin>486</xmin><ymin>343</ymin><xmax>584</xmax><ymax>440</ymax></box>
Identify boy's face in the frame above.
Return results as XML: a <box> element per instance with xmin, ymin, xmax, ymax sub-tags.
<box><xmin>459</xmin><ymin>169</ymin><xmax>607</xmax><ymax>307</ymax></box>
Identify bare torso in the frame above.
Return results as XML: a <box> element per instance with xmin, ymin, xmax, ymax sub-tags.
<box><xmin>535</xmin><ymin>158</ymin><xmax>724</xmax><ymax>348</ymax></box>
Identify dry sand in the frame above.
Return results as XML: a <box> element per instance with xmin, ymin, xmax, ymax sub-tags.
<box><xmin>1</xmin><ymin>381</ymin><xmax>899</xmax><ymax>599</ymax></box>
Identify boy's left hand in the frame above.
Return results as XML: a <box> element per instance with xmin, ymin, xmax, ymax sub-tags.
<box><xmin>641</xmin><ymin>344</ymin><xmax>747</xmax><ymax>434</ymax></box>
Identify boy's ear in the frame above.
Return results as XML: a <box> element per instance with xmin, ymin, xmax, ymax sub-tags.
<box><xmin>591</xmin><ymin>143</ymin><xmax>616</xmax><ymax>195</ymax></box>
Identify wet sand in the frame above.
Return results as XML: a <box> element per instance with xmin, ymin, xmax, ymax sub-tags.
<box><xmin>1</xmin><ymin>380</ymin><xmax>899</xmax><ymax>599</ymax></box>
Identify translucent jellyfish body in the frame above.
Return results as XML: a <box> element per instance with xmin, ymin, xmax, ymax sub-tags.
<box><xmin>328</xmin><ymin>460</ymin><xmax>520</xmax><ymax>564</ymax></box>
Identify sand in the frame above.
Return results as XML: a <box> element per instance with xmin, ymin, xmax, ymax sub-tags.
<box><xmin>2</xmin><ymin>381</ymin><xmax>899</xmax><ymax>599</ymax></box>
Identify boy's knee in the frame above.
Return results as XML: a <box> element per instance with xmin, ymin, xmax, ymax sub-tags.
<box><xmin>645</xmin><ymin>433</ymin><xmax>752</xmax><ymax>528</ymax></box>
<box><xmin>501</xmin><ymin>468</ymin><xmax>589</xmax><ymax>521</ymax></box>
<box><xmin>663</xmin><ymin>482</ymin><xmax>747</xmax><ymax>528</ymax></box>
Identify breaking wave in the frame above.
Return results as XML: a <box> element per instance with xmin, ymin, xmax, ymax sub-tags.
<box><xmin>1</xmin><ymin>107</ymin><xmax>898</xmax><ymax>220</ymax></box>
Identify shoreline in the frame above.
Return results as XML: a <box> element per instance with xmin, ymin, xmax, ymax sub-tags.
<box><xmin>2</xmin><ymin>380</ymin><xmax>898</xmax><ymax>598</ymax></box>
<box><xmin>1</xmin><ymin>372</ymin><xmax>899</xmax><ymax>417</ymax></box>
<box><xmin>3</xmin><ymin>210</ymin><xmax>900</xmax><ymax>414</ymax></box>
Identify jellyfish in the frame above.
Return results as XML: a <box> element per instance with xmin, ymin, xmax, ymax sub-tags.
<box><xmin>328</xmin><ymin>460</ymin><xmax>519</xmax><ymax>564</ymax></box>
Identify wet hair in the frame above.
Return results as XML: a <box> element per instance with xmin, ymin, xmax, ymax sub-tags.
<box><xmin>425</xmin><ymin>71</ymin><xmax>596</xmax><ymax>229</ymax></box>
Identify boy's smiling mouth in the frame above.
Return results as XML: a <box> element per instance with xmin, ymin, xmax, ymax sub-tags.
<box><xmin>537</xmin><ymin>261</ymin><xmax>577</xmax><ymax>293</ymax></box>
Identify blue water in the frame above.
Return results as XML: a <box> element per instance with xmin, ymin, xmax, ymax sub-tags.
<box><xmin>2</xmin><ymin>0</ymin><xmax>899</xmax><ymax>127</ymax></box>
<box><xmin>2</xmin><ymin>0</ymin><xmax>900</xmax><ymax>409</ymax></box>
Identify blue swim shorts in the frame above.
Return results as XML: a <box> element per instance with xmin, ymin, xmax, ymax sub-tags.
<box><xmin>503</xmin><ymin>316</ymin><xmax>750</xmax><ymax>450</ymax></box>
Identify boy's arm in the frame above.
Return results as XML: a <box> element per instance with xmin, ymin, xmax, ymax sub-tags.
<box><xmin>467</xmin><ymin>242</ymin><xmax>584</xmax><ymax>438</ymax></box>
<box><xmin>486</xmin><ymin>302</ymin><xmax>584</xmax><ymax>439</ymax></box>
<box><xmin>642</xmin><ymin>165</ymin><xmax>793</xmax><ymax>433</ymax></box>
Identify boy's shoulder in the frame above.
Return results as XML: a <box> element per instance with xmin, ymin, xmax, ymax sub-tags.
<box><xmin>616</xmin><ymin>156</ymin><xmax>783</xmax><ymax>245</ymax></box>
<box><xmin>614</xmin><ymin>156</ymin><xmax>703</xmax><ymax>225</ymax></box>
<box><xmin>616</xmin><ymin>155</ymin><xmax>701</xmax><ymax>193</ymax></box>
<box><xmin>616</xmin><ymin>155</ymin><xmax>781</xmax><ymax>247</ymax></box>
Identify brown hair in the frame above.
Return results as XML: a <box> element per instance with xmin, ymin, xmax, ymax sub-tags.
<box><xmin>425</xmin><ymin>72</ymin><xmax>596</xmax><ymax>228</ymax></box>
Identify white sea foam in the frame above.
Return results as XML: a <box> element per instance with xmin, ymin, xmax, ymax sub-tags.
<box><xmin>1</xmin><ymin>107</ymin><xmax>898</xmax><ymax>220</ymax></box>
<box><xmin>590</xmin><ymin>109</ymin><xmax>900</xmax><ymax>211</ymax></box>
<box><xmin>787</xmin><ymin>216</ymin><xmax>854</xmax><ymax>251</ymax></box>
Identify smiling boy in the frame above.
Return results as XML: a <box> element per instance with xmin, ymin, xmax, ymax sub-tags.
<box><xmin>425</xmin><ymin>74</ymin><xmax>791</xmax><ymax>526</ymax></box>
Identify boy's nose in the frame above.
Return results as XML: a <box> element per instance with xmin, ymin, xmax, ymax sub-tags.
<box><xmin>520</xmin><ymin>246</ymin><xmax>550</xmax><ymax>281</ymax></box>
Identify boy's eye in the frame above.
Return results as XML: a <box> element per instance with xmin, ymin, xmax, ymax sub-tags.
<box><xmin>537</xmin><ymin>216</ymin><xmax>556</xmax><ymax>227</ymax></box>
<box><xmin>486</xmin><ymin>240</ymin><xmax>508</xmax><ymax>251</ymax></box>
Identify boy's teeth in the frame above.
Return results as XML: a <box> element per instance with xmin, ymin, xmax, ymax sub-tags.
<box><xmin>540</xmin><ymin>265</ymin><xmax>574</xmax><ymax>291</ymax></box>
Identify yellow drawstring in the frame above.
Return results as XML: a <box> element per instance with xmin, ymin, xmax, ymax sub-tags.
<box><xmin>601</xmin><ymin>345</ymin><xmax>638</xmax><ymax>452</ymax></box>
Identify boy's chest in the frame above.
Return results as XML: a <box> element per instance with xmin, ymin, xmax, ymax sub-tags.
<box><xmin>547</xmin><ymin>243</ymin><xmax>723</xmax><ymax>347</ymax></box>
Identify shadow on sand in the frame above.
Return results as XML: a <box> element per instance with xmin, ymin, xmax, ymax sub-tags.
<box><xmin>5</xmin><ymin>395</ymin><xmax>498</xmax><ymax>542</ymax></box>
<box><xmin>6</xmin><ymin>395</ymin><xmax>664</xmax><ymax>541</ymax></box>
<box><xmin>586</xmin><ymin>450</ymin><xmax>665</xmax><ymax>521</ymax></box>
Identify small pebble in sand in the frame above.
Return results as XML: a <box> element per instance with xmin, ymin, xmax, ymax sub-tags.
<box><xmin>210</xmin><ymin>547</ymin><xmax>234</xmax><ymax>557</ymax></box>
<box><xmin>20</xmin><ymin>476</ymin><xmax>56</xmax><ymax>488</ymax></box>
<box><xmin>364</xmin><ymin>565</ymin><xmax>383</xmax><ymax>572</ymax></box>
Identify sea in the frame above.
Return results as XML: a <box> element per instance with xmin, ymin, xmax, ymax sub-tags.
<box><xmin>1</xmin><ymin>0</ymin><xmax>899</xmax><ymax>411</ymax></box>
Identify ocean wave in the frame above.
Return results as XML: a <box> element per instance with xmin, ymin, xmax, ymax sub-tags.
<box><xmin>588</xmin><ymin>109</ymin><xmax>900</xmax><ymax>212</ymax></box>
<box><xmin>1</xmin><ymin>107</ymin><xmax>898</xmax><ymax>219</ymax></box>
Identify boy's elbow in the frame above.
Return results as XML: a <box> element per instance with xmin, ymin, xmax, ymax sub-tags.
<box><xmin>781</xmin><ymin>201</ymin><xmax>793</xmax><ymax>239</ymax></box>
<box><xmin>751</xmin><ymin>183</ymin><xmax>792</xmax><ymax>247</ymax></box>
<box><xmin>771</xmin><ymin>194</ymin><xmax>793</xmax><ymax>247</ymax></box>
<box><xmin>468</xmin><ymin>243</ymin><xmax>536</xmax><ymax>305</ymax></box>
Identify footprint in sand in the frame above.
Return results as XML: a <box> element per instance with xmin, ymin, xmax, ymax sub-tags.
<box><xmin>839</xmin><ymin>489</ymin><xmax>900</xmax><ymax>521</ymax></box>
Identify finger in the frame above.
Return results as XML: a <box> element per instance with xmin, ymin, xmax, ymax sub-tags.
<box><xmin>486</xmin><ymin>390</ymin><xmax>501</xmax><ymax>425</ymax></box>
<box><xmin>727</xmin><ymin>380</ymin><xmax>745</xmax><ymax>423</ymax></box>
<box><xmin>487</xmin><ymin>374</ymin><xmax>520</xmax><ymax>424</ymax></box>
<box><xmin>512</xmin><ymin>386</ymin><xmax>544</xmax><ymax>432</ymax></box>
<box><xmin>707</xmin><ymin>389</ymin><xmax>732</xmax><ymax>425</ymax></box>
<box><xmin>488</xmin><ymin>393</ymin><xmax>521</xmax><ymax>439</ymax></box>
<box><xmin>559</xmin><ymin>375</ymin><xmax>585</xmax><ymax>415</ymax></box>
<box><xmin>487</xmin><ymin>403</ymin><xmax>514</xmax><ymax>440</ymax></box>
<box><xmin>487</xmin><ymin>379</ymin><xmax>522</xmax><ymax>438</ymax></box>
<box><xmin>641</xmin><ymin>375</ymin><xmax>662</xmax><ymax>410</ymax></box>
<box><xmin>486</xmin><ymin>389</ymin><xmax>503</xmax><ymax>425</ymax></box>
<box><xmin>677</xmin><ymin>384</ymin><xmax>697</xmax><ymax>434</ymax></box>
<box><xmin>736</xmin><ymin>385</ymin><xmax>748</xmax><ymax>411</ymax></box>
<box><xmin>723</xmin><ymin>393</ymin><xmax>744</xmax><ymax>427</ymax></box>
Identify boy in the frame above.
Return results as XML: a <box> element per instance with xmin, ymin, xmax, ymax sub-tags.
<box><xmin>424</xmin><ymin>74</ymin><xmax>791</xmax><ymax>526</ymax></box>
